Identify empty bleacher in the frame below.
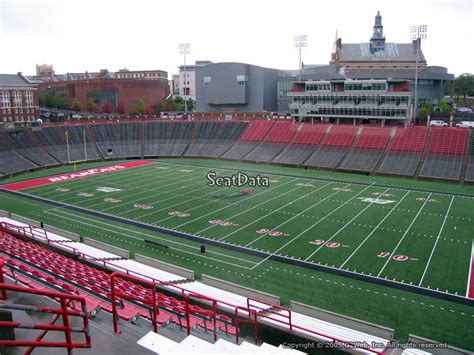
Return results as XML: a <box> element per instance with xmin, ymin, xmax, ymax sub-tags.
<box><xmin>222</xmin><ymin>120</ymin><xmax>274</xmax><ymax>160</ymax></box>
<box><xmin>465</xmin><ymin>132</ymin><xmax>474</xmax><ymax>182</ymax></box>
<box><xmin>244</xmin><ymin>121</ymin><xmax>299</xmax><ymax>162</ymax></box>
<box><xmin>184</xmin><ymin>121</ymin><xmax>248</xmax><ymax>158</ymax></box>
<box><xmin>377</xmin><ymin>126</ymin><xmax>428</xmax><ymax>176</ymax></box>
<box><xmin>305</xmin><ymin>125</ymin><xmax>358</xmax><ymax>169</ymax></box>
<box><xmin>339</xmin><ymin>126</ymin><xmax>392</xmax><ymax>172</ymax></box>
<box><xmin>0</xmin><ymin>131</ymin><xmax>58</xmax><ymax>166</ymax></box>
<box><xmin>419</xmin><ymin>128</ymin><xmax>467</xmax><ymax>180</ymax></box>
<box><xmin>273</xmin><ymin>124</ymin><xmax>327</xmax><ymax>165</ymax></box>
<box><xmin>0</xmin><ymin>133</ymin><xmax>38</xmax><ymax>175</ymax></box>
<box><xmin>144</xmin><ymin>121</ymin><xmax>195</xmax><ymax>157</ymax></box>
<box><xmin>90</xmin><ymin>122</ymin><xmax>141</xmax><ymax>158</ymax></box>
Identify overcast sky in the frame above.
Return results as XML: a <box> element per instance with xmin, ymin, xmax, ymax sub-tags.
<box><xmin>0</xmin><ymin>0</ymin><xmax>472</xmax><ymax>78</ymax></box>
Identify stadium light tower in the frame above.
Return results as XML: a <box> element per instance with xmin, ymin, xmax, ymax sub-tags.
<box><xmin>410</xmin><ymin>25</ymin><xmax>427</xmax><ymax>124</ymax></box>
<box><xmin>179</xmin><ymin>43</ymin><xmax>191</xmax><ymax>116</ymax></box>
<box><xmin>294</xmin><ymin>35</ymin><xmax>307</xmax><ymax>81</ymax></box>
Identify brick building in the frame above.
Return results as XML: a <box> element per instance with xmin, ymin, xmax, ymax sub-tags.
<box><xmin>0</xmin><ymin>73</ymin><xmax>40</xmax><ymax>127</ymax></box>
<box><xmin>38</xmin><ymin>77</ymin><xmax>169</xmax><ymax>114</ymax></box>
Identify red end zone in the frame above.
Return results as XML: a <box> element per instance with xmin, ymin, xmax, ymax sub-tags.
<box><xmin>0</xmin><ymin>160</ymin><xmax>155</xmax><ymax>191</ymax></box>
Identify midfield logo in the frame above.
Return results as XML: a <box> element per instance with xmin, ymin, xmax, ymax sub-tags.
<box><xmin>96</xmin><ymin>187</ymin><xmax>122</xmax><ymax>193</ymax></box>
<box><xmin>358</xmin><ymin>197</ymin><xmax>395</xmax><ymax>205</ymax></box>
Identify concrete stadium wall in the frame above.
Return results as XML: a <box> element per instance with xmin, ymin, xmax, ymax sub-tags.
<box><xmin>4</xmin><ymin>189</ymin><xmax>473</xmax><ymax>307</ymax></box>
<box><xmin>290</xmin><ymin>301</ymin><xmax>394</xmax><ymax>340</ymax></box>
<box><xmin>135</xmin><ymin>254</ymin><xmax>194</xmax><ymax>280</ymax></box>
<box><xmin>82</xmin><ymin>237</ymin><xmax>129</xmax><ymax>259</ymax></box>
<box><xmin>202</xmin><ymin>274</ymin><xmax>280</xmax><ymax>305</ymax></box>
<box><xmin>43</xmin><ymin>224</ymin><xmax>81</xmax><ymax>242</ymax></box>
<box><xmin>0</xmin><ymin>210</ymin><xmax>9</xmax><ymax>217</ymax></box>
<box><xmin>10</xmin><ymin>213</ymin><xmax>41</xmax><ymax>228</ymax></box>
<box><xmin>408</xmin><ymin>334</ymin><xmax>469</xmax><ymax>354</ymax></box>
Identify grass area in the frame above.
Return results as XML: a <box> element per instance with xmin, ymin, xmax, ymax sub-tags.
<box><xmin>0</xmin><ymin>158</ymin><xmax>473</xmax><ymax>350</ymax></box>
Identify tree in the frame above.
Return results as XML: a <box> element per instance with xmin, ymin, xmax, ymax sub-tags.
<box><xmin>101</xmin><ymin>102</ymin><xmax>112</xmax><ymax>114</ymax></box>
<box><xmin>71</xmin><ymin>98</ymin><xmax>82</xmax><ymax>111</ymax></box>
<box><xmin>186</xmin><ymin>98</ymin><xmax>194</xmax><ymax>111</ymax></box>
<box><xmin>417</xmin><ymin>105</ymin><xmax>431</xmax><ymax>120</ymax></box>
<box><xmin>87</xmin><ymin>98</ymin><xmax>99</xmax><ymax>113</ymax></box>
<box><xmin>144</xmin><ymin>105</ymin><xmax>154</xmax><ymax>115</ymax></box>
<box><xmin>52</xmin><ymin>95</ymin><xmax>69</xmax><ymax>110</ymax></box>
<box><xmin>438</xmin><ymin>99</ymin><xmax>452</xmax><ymax>114</ymax></box>
<box><xmin>133</xmin><ymin>98</ymin><xmax>145</xmax><ymax>114</ymax></box>
<box><xmin>454</xmin><ymin>73</ymin><xmax>474</xmax><ymax>99</ymax></box>
<box><xmin>117</xmin><ymin>102</ymin><xmax>126</xmax><ymax>114</ymax></box>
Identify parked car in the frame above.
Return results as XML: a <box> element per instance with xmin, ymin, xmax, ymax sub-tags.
<box><xmin>455</xmin><ymin>121</ymin><xmax>474</xmax><ymax>128</ymax></box>
<box><xmin>71</xmin><ymin>114</ymin><xmax>82</xmax><ymax>119</ymax></box>
<box><xmin>429</xmin><ymin>120</ymin><xmax>448</xmax><ymax>127</ymax></box>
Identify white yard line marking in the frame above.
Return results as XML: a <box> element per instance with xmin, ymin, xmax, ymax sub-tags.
<box><xmin>303</xmin><ymin>187</ymin><xmax>392</xmax><ymax>262</ymax></box>
<box><xmin>197</xmin><ymin>182</ymin><xmax>322</xmax><ymax>237</ymax></box>
<box><xmin>44</xmin><ymin>209</ymin><xmax>256</xmax><ymax>269</ymax></box>
<box><xmin>376</xmin><ymin>193</ymin><xmax>432</xmax><ymax>278</ymax></box>
<box><xmin>162</xmin><ymin>178</ymin><xmax>297</xmax><ymax>227</ymax></box>
<box><xmin>249</xmin><ymin>182</ymin><xmax>376</xmax><ymax>270</ymax></box>
<box><xmin>418</xmin><ymin>195</ymin><xmax>455</xmax><ymax>286</ymax></box>
<box><xmin>466</xmin><ymin>241</ymin><xmax>474</xmax><ymax>298</ymax></box>
<box><xmin>242</xmin><ymin>182</ymin><xmax>335</xmax><ymax>246</ymax></box>
<box><xmin>339</xmin><ymin>191</ymin><xmax>411</xmax><ymax>269</ymax></box>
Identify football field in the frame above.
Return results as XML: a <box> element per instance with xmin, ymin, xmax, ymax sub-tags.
<box><xmin>3</xmin><ymin>158</ymin><xmax>472</xmax><ymax>299</ymax></box>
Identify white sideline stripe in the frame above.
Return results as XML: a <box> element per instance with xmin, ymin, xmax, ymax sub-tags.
<box><xmin>418</xmin><ymin>195</ymin><xmax>455</xmax><ymax>286</ymax></box>
<box><xmin>169</xmin><ymin>178</ymin><xmax>297</xmax><ymax>228</ymax></box>
<box><xmin>304</xmin><ymin>187</ymin><xmax>391</xmax><ymax>262</ymax></box>
<box><xmin>376</xmin><ymin>193</ymin><xmax>432</xmax><ymax>278</ymax></box>
<box><xmin>339</xmin><ymin>190</ymin><xmax>411</xmax><ymax>269</ymax></box>
<box><xmin>249</xmin><ymin>182</ymin><xmax>375</xmax><ymax>270</ymax></box>
<box><xmin>242</xmin><ymin>182</ymin><xmax>334</xmax><ymax>246</ymax></box>
<box><xmin>43</xmin><ymin>209</ymin><xmax>256</xmax><ymax>269</ymax></box>
<box><xmin>465</xmin><ymin>240</ymin><xmax>474</xmax><ymax>298</ymax></box>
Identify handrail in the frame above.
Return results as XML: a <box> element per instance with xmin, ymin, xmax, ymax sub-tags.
<box><xmin>1</xmin><ymin>221</ymin><xmax>384</xmax><ymax>352</ymax></box>
<box><xmin>0</xmin><ymin>282</ymin><xmax>91</xmax><ymax>354</ymax></box>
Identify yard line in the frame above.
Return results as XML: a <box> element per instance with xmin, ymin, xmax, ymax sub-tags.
<box><xmin>376</xmin><ymin>193</ymin><xmax>432</xmax><ymax>278</ymax></box>
<box><xmin>418</xmin><ymin>195</ymin><xmax>455</xmax><ymax>287</ymax></box>
<box><xmin>196</xmin><ymin>182</ymin><xmax>315</xmax><ymax>236</ymax></box>
<box><xmin>303</xmin><ymin>187</ymin><xmax>392</xmax><ymax>262</ymax></box>
<box><xmin>159</xmin><ymin>178</ymin><xmax>297</xmax><ymax>227</ymax></box>
<box><xmin>249</xmin><ymin>182</ymin><xmax>376</xmax><ymax>270</ymax></box>
<box><xmin>339</xmin><ymin>190</ymin><xmax>410</xmax><ymax>269</ymax></box>
<box><xmin>43</xmin><ymin>209</ymin><xmax>256</xmax><ymax>269</ymax></box>
<box><xmin>241</xmin><ymin>182</ymin><xmax>335</xmax><ymax>245</ymax></box>
<box><xmin>466</xmin><ymin>241</ymin><xmax>474</xmax><ymax>298</ymax></box>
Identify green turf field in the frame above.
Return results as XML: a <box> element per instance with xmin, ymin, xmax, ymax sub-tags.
<box><xmin>0</xmin><ymin>158</ymin><xmax>473</xmax><ymax>349</ymax></box>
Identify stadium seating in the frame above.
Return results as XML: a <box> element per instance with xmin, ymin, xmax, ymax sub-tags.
<box><xmin>184</xmin><ymin>121</ymin><xmax>248</xmax><ymax>158</ymax></box>
<box><xmin>0</xmin><ymin>133</ymin><xmax>38</xmax><ymax>175</ymax></box>
<box><xmin>305</xmin><ymin>125</ymin><xmax>358</xmax><ymax>169</ymax></box>
<box><xmin>339</xmin><ymin>126</ymin><xmax>392</xmax><ymax>172</ymax></box>
<box><xmin>464</xmin><ymin>132</ymin><xmax>474</xmax><ymax>182</ymax></box>
<box><xmin>419</xmin><ymin>128</ymin><xmax>467</xmax><ymax>180</ymax></box>
<box><xmin>239</xmin><ymin>120</ymin><xmax>274</xmax><ymax>141</ymax></box>
<box><xmin>0</xmin><ymin>131</ymin><xmax>58</xmax><ymax>166</ymax></box>
<box><xmin>90</xmin><ymin>122</ymin><xmax>141</xmax><ymax>158</ymax></box>
<box><xmin>144</xmin><ymin>121</ymin><xmax>195</xmax><ymax>157</ymax></box>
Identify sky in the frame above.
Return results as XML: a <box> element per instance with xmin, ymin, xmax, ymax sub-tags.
<box><xmin>0</xmin><ymin>0</ymin><xmax>472</xmax><ymax>78</ymax></box>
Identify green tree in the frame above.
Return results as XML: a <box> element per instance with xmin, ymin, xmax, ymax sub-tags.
<box><xmin>438</xmin><ymin>99</ymin><xmax>452</xmax><ymax>114</ymax></box>
<box><xmin>454</xmin><ymin>73</ymin><xmax>474</xmax><ymax>99</ymax></box>
<box><xmin>52</xmin><ymin>95</ymin><xmax>69</xmax><ymax>109</ymax></box>
<box><xmin>133</xmin><ymin>98</ymin><xmax>145</xmax><ymax>114</ymax></box>
<box><xmin>417</xmin><ymin>105</ymin><xmax>431</xmax><ymax>120</ymax></box>
<box><xmin>186</xmin><ymin>98</ymin><xmax>194</xmax><ymax>111</ymax></box>
<box><xmin>71</xmin><ymin>98</ymin><xmax>82</xmax><ymax>111</ymax></box>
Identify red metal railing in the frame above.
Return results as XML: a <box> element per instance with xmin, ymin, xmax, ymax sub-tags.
<box><xmin>0</xmin><ymin>261</ymin><xmax>91</xmax><ymax>354</ymax></box>
<box><xmin>1</xmin><ymin>221</ymin><xmax>384</xmax><ymax>353</ymax></box>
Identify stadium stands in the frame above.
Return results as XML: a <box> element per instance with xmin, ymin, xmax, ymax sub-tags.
<box><xmin>377</xmin><ymin>126</ymin><xmax>428</xmax><ymax>176</ymax></box>
<box><xmin>339</xmin><ymin>126</ymin><xmax>392</xmax><ymax>172</ymax></box>
<box><xmin>419</xmin><ymin>128</ymin><xmax>467</xmax><ymax>180</ymax></box>
<box><xmin>305</xmin><ymin>125</ymin><xmax>358</xmax><ymax>169</ymax></box>
<box><xmin>244</xmin><ymin>121</ymin><xmax>299</xmax><ymax>162</ymax></box>
<box><xmin>465</xmin><ymin>131</ymin><xmax>474</xmax><ymax>182</ymax></box>
<box><xmin>184</xmin><ymin>121</ymin><xmax>248</xmax><ymax>158</ymax></box>
<box><xmin>0</xmin><ymin>119</ymin><xmax>472</xmax><ymax>183</ymax></box>
<box><xmin>144</xmin><ymin>121</ymin><xmax>195</xmax><ymax>157</ymax></box>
